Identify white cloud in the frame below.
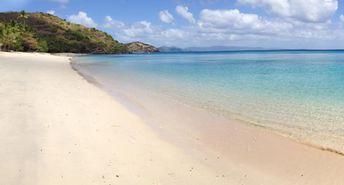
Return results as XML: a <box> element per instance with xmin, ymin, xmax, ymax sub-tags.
<box><xmin>68</xmin><ymin>11</ymin><xmax>97</xmax><ymax>28</ymax></box>
<box><xmin>103</xmin><ymin>6</ymin><xmax>344</xmax><ymax>48</ymax></box>
<box><xmin>47</xmin><ymin>10</ymin><xmax>55</xmax><ymax>15</ymax></box>
<box><xmin>104</xmin><ymin>16</ymin><xmax>126</xmax><ymax>28</ymax></box>
<box><xmin>197</xmin><ymin>8</ymin><xmax>341</xmax><ymax>45</ymax></box>
<box><xmin>198</xmin><ymin>9</ymin><xmax>293</xmax><ymax>35</ymax></box>
<box><xmin>237</xmin><ymin>0</ymin><xmax>338</xmax><ymax>23</ymax></box>
<box><xmin>103</xmin><ymin>17</ymin><xmax>191</xmax><ymax>46</ymax></box>
<box><xmin>105</xmin><ymin>16</ymin><xmax>112</xmax><ymax>22</ymax></box>
<box><xmin>123</xmin><ymin>21</ymin><xmax>154</xmax><ymax>38</ymax></box>
<box><xmin>161</xmin><ymin>29</ymin><xmax>186</xmax><ymax>39</ymax></box>
<box><xmin>104</xmin><ymin>18</ymin><xmax>154</xmax><ymax>39</ymax></box>
<box><xmin>340</xmin><ymin>15</ymin><xmax>344</xmax><ymax>22</ymax></box>
<box><xmin>176</xmin><ymin>5</ymin><xmax>196</xmax><ymax>24</ymax></box>
<box><xmin>199</xmin><ymin>9</ymin><xmax>264</xmax><ymax>31</ymax></box>
<box><xmin>159</xmin><ymin>10</ymin><xmax>174</xmax><ymax>23</ymax></box>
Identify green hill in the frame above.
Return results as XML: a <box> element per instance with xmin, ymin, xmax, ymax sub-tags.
<box><xmin>0</xmin><ymin>11</ymin><xmax>129</xmax><ymax>53</ymax></box>
<box><xmin>126</xmin><ymin>42</ymin><xmax>159</xmax><ymax>53</ymax></box>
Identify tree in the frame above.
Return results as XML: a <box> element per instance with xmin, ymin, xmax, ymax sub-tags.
<box><xmin>0</xmin><ymin>23</ymin><xmax>4</xmax><ymax>50</ymax></box>
<box><xmin>18</xmin><ymin>10</ymin><xmax>29</xmax><ymax>26</ymax></box>
<box><xmin>0</xmin><ymin>22</ymin><xmax>25</xmax><ymax>51</ymax></box>
<box><xmin>21</xmin><ymin>31</ymin><xmax>38</xmax><ymax>51</ymax></box>
<box><xmin>37</xmin><ymin>39</ymin><xmax>48</xmax><ymax>52</ymax></box>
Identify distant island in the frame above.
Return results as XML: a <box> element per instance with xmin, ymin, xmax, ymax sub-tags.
<box><xmin>126</xmin><ymin>41</ymin><xmax>159</xmax><ymax>53</ymax></box>
<box><xmin>0</xmin><ymin>11</ymin><xmax>158</xmax><ymax>54</ymax></box>
<box><xmin>158</xmin><ymin>46</ymin><xmax>263</xmax><ymax>52</ymax></box>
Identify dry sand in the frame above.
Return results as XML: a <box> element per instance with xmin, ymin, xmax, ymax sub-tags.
<box><xmin>1</xmin><ymin>52</ymin><xmax>344</xmax><ymax>185</ymax></box>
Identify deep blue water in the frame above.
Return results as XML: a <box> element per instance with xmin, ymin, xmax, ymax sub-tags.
<box><xmin>74</xmin><ymin>51</ymin><xmax>344</xmax><ymax>152</ymax></box>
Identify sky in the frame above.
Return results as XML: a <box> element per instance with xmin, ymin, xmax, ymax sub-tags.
<box><xmin>1</xmin><ymin>0</ymin><xmax>344</xmax><ymax>49</ymax></box>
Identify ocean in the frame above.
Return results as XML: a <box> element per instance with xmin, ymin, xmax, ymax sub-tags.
<box><xmin>72</xmin><ymin>50</ymin><xmax>344</xmax><ymax>153</ymax></box>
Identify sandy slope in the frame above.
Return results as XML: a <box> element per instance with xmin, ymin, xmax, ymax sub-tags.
<box><xmin>1</xmin><ymin>52</ymin><xmax>344</xmax><ymax>185</ymax></box>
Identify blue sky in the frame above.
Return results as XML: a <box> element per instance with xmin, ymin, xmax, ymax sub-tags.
<box><xmin>1</xmin><ymin>0</ymin><xmax>344</xmax><ymax>48</ymax></box>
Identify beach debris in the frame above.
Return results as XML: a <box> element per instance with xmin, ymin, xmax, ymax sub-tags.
<box><xmin>167</xmin><ymin>172</ymin><xmax>174</xmax><ymax>176</ymax></box>
<box><xmin>189</xmin><ymin>167</ymin><xmax>194</xmax><ymax>172</ymax></box>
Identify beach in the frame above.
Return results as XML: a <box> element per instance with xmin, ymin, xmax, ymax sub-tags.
<box><xmin>1</xmin><ymin>52</ymin><xmax>344</xmax><ymax>185</ymax></box>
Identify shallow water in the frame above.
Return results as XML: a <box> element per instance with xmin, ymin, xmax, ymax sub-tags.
<box><xmin>73</xmin><ymin>51</ymin><xmax>344</xmax><ymax>153</ymax></box>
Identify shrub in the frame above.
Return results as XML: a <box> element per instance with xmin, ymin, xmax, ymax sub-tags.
<box><xmin>37</xmin><ymin>39</ymin><xmax>48</xmax><ymax>52</ymax></box>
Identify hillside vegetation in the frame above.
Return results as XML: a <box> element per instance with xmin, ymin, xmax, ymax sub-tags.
<box><xmin>126</xmin><ymin>42</ymin><xmax>159</xmax><ymax>53</ymax></box>
<box><xmin>0</xmin><ymin>11</ymin><xmax>157</xmax><ymax>53</ymax></box>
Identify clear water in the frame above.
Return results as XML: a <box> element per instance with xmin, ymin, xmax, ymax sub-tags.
<box><xmin>73</xmin><ymin>51</ymin><xmax>344</xmax><ymax>152</ymax></box>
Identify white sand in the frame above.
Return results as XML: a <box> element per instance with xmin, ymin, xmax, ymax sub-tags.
<box><xmin>1</xmin><ymin>52</ymin><xmax>344</xmax><ymax>185</ymax></box>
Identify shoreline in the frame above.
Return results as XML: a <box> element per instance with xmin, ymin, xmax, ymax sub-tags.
<box><xmin>72</xmin><ymin>55</ymin><xmax>344</xmax><ymax>184</ymax></box>
<box><xmin>71</xmin><ymin>56</ymin><xmax>344</xmax><ymax>156</ymax></box>
<box><xmin>2</xmin><ymin>52</ymin><xmax>344</xmax><ymax>184</ymax></box>
<box><xmin>0</xmin><ymin>52</ymin><xmax>231</xmax><ymax>185</ymax></box>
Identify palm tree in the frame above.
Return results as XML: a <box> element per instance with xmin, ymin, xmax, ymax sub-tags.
<box><xmin>18</xmin><ymin>10</ymin><xmax>29</xmax><ymax>26</ymax></box>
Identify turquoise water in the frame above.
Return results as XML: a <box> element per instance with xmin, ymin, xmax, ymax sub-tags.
<box><xmin>74</xmin><ymin>51</ymin><xmax>344</xmax><ymax>152</ymax></box>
